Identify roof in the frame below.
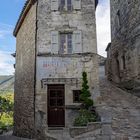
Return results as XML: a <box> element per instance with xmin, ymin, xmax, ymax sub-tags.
<box><xmin>105</xmin><ymin>43</ymin><xmax>111</xmax><ymax>51</ymax></box>
<box><xmin>13</xmin><ymin>0</ymin><xmax>36</xmax><ymax>37</ymax></box>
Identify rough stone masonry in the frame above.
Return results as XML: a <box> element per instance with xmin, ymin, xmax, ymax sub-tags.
<box><xmin>13</xmin><ymin>0</ymin><xmax>99</xmax><ymax>138</ymax></box>
<box><xmin>105</xmin><ymin>0</ymin><xmax>140</xmax><ymax>96</ymax></box>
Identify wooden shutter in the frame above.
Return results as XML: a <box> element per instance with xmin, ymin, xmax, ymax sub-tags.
<box><xmin>73</xmin><ymin>0</ymin><xmax>81</xmax><ymax>10</ymax></box>
<box><xmin>73</xmin><ymin>31</ymin><xmax>82</xmax><ymax>53</ymax></box>
<box><xmin>51</xmin><ymin>0</ymin><xmax>59</xmax><ymax>11</ymax></box>
<box><xmin>51</xmin><ymin>31</ymin><xmax>59</xmax><ymax>54</ymax></box>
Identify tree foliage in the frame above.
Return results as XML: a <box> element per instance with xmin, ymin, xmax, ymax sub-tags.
<box><xmin>74</xmin><ymin>72</ymin><xmax>97</xmax><ymax>126</ymax></box>
<box><xmin>80</xmin><ymin>71</ymin><xmax>93</xmax><ymax>109</ymax></box>
<box><xmin>74</xmin><ymin>109</ymin><xmax>97</xmax><ymax>126</ymax></box>
<box><xmin>0</xmin><ymin>93</ymin><xmax>14</xmax><ymax>131</ymax></box>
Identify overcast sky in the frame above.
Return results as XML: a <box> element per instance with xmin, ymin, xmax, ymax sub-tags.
<box><xmin>96</xmin><ymin>0</ymin><xmax>111</xmax><ymax>56</ymax></box>
<box><xmin>0</xmin><ymin>0</ymin><xmax>111</xmax><ymax>75</ymax></box>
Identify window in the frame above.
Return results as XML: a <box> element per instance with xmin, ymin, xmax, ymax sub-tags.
<box><xmin>59</xmin><ymin>0</ymin><xmax>72</xmax><ymax>11</ymax></box>
<box><xmin>59</xmin><ymin>33</ymin><xmax>72</xmax><ymax>54</ymax></box>
<box><xmin>51</xmin><ymin>0</ymin><xmax>81</xmax><ymax>11</ymax></box>
<box><xmin>122</xmin><ymin>55</ymin><xmax>126</xmax><ymax>70</ymax></box>
<box><xmin>116</xmin><ymin>10</ymin><xmax>121</xmax><ymax>29</ymax></box>
<box><xmin>51</xmin><ymin>30</ymin><xmax>82</xmax><ymax>54</ymax></box>
<box><xmin>73</xmin><ymin>90</ymin><xmax>81</xmax><ymax>103</ymax></box>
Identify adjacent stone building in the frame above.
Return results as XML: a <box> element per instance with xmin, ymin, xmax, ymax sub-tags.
<box><xmin>13</xmin><ymin>0</ymin><xmax>99</xmax><ymax>138</ymax></box>
<box><xmin>106</xmin><ymin>0</ymin><xmax>140</xmax><ymax>94</ymax></box>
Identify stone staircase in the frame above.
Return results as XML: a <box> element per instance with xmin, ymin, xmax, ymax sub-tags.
<box><xmin>47</xmin><ymin>128</ymin><xmax>71</xmax><ymax>140</ymax></box>
<box><xmin>70</xmin><ymin>122</ymin><xmax>102</xmax><ymax>140</ymax></box>
<box><xmin>46</xmin><ymin>122</ymin><xmax>102</xmax><ymax>140</ymax></box>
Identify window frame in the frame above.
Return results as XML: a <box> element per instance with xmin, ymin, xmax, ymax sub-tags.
<box><xmin>59</xmin><ymin>0</ymin><xmax>73</xmax><ymax>12</ymax></box>
<box><xmin>73</xmin><ymin>90</ymin><xmax>81</xmax><ymax>103</ymax></box>
<box><xmin>59</xmin><ymin>32</ymin><xmax>73</xmax><ymax>54</ymax></box>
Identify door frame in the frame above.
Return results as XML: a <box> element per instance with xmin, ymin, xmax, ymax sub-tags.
<box><xmin>47</xmin><ymin>84</ymin><xmax>65</xmax><ymax>127</ymax></box>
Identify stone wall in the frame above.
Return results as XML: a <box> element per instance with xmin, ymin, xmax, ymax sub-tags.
<box><xmin>106</xmin><ymin>1</ymin><xmax>140</xmax><ymax>86</ymax></box>
<box><xmin>35</xmin><ymin>0</ymin><xmax>99</xmax><ymax>138</ymax></box>
<box><xmin>36</xmin><ymin>0</ymin><xmax>97</xmax><ymax>54</ymax></box>
<box><xmin>13</xmin><ymin>2</ymin><xmax>37</xmax><ymax>138</ymax></box>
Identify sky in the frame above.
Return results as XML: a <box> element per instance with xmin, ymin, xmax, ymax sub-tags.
<box><xmin>0</xmin><ymin>0</ymin><xmax>111</xmax><ymax>75</ymax></box>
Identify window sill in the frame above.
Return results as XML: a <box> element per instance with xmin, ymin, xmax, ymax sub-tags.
<box><xmin>65</xmin><ymin>104</ymin><xmax>81</xmax><ymax>109</ymax></box>
<box><xmin>51</xmin><ymin>10</ymin><xmax>81</xmax><ymax>14</ymax></box>
<box><xmin>37</xmin><ymin>52</ymin><xmax>95</xmax><ymax>57</ymax></box>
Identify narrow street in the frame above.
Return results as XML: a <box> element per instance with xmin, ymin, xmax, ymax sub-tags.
<box><xmin>98</xmin><ymin>66</ymin><xmax>140</xmax><ymax>139</ymax></box>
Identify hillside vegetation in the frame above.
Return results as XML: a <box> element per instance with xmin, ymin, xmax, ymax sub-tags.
<box><xmin>0</xmin><ymin>76</ymin><xmax>14</xmax><ymax>92</ymax></box>
<box><xmin>0</xmin><ymin>76</ymin><xmax>14</xmax><ymax>134</ymax></box>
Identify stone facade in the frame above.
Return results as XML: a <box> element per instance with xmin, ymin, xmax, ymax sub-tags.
<box><xmin>14</xmin><ymin>0</ymin><xmax>99</xmax><ymax>139</ymax></box>
<box><xmin>13</xmin><ymin>1</ymin><xmax>37</xmax><ymax>138</ymax></box>
<box><xmin>106</xmin><ymin>0</ymin><xmax>140</xmax><ymax>93</ymax></box>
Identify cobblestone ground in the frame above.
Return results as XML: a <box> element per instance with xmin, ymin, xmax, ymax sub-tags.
<box><xmin>98</xmin><ymin>66</ymin><xmax>140</xmax><ymax>140</ymax></box>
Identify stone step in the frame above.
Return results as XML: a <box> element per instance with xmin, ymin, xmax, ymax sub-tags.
<box><xmin>48</xmin><ymin>127</ymin><xmax>64</xmax><ymax>130</ymax></box>
<box><xmin>48</xmin><ymin>128</ymin><xmax>72</xmax><ymax>140</ymax></box>
<box><xmin>70</xmin><ymin>122</ymin><xmax>102</xmax><ymax>138</ymax></box>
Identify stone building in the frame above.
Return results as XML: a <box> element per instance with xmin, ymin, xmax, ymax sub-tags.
<box><xmin>13</xmin><ymin>0</ymin><xmax>99</xmax><ymax>138</ymax></box>
<box><xmin>106</xmin><ymin>1</ymin><xmax>140</xmax><ymax>93</ymax></box>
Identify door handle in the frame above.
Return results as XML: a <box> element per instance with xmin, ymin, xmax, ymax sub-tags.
<box><xmin>54</xmin><ymin>108</ymin><xmax>58</xmax><ymax>111</ymax></box>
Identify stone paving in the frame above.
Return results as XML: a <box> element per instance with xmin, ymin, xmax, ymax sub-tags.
<box><xmin>98</xmin><ymin>66</ymin><xmax>140</xmax><ymax>140</ymax></box>
<box><xmin>0</xmin><ymin>136</ymin><xmax>32</xmax><ymax>140</ymax></box>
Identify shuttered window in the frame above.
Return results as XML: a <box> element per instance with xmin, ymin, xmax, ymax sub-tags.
<box><xmin>51</xmin><ymin>0</ymin><xmax>81</xmax><ymax>11</ymax></box>
<box><xmin>67</xmin><ymin>34</ymin><xmax>72</xmax><ymax>53</ymax></box>
<box><xmin>51</xmin><ymin>31</ymin><xmax>82</xmax><ymax>54</ymax></box>
<box><xmin>59</xmin><ymin>0</ymin><xmax>73</xmax><ymax>11</ymax></box>
<box><xmin>67</xmin><ymin>0</ymin><xmax>72</xmax><ymax>11</ymax></box>
<box><xmin>73</xmin><ymin>31</ymin><xmax>82</xmax><ymax>53</ymax></box>
<box><xmin>59</xmin><ymin>33</ymin><xmax>73</xmax><ymax>54</ymax></box>
<box><xmin>59</xmin><ymin>0</ymin><xmax>65</xmax><ymax>11</ymax></box>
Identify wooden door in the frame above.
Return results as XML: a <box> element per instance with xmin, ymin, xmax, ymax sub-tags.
<box><xmin>48</xmin><ymin>85</ymin><xmax>65</xmax><ymax>127</ymax></box>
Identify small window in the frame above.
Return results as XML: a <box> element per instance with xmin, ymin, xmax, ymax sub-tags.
<box><xmin>116</xmin><ymin>10</ymin><xmax>121</xmax><ymax>28</ymax></box>
<box><xmin>67</xmin><ymin>0</ymin><xmax>72</xmax><ymax>11</ymax></box>
<box><xmin>122</xmin><ymin>55</ymin><xmax>126</xmax><ymax>70</ymax></box>
<box><xmin>59</xmin><ymin>33</ymin><xmax>72</xmax><ymax>54</ymax></box>
<box><xmin>59</xmin><ymin>0</ymin><xmax>72</xmax><ymax>11</ymax></box>
<box><xmin>59</xmin><ymin>0</ymin><xmax>65</xmax><ymax>11</ymax></box>
<box><xmin>73</xmin><ymin>90</ymin><xmax>81</xmax><ymax>103</ymax></box>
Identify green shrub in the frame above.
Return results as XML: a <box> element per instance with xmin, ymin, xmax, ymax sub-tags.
<box><xmin>0</xmin><ymin>93</ymin><xmax>14</xmax><ymax>131</ymax></box>
<box><xmin>80</xmin><ymin>72</ymin><xmax>93</xmax><ymax>109</ymax></box>
<box><xmin>74</xmin><ymin>109</ymin><xmax>97</xmax><ymax>126</ymax></box>
<box><xmin>74</xmin><ymin>72</ymin><xmax>98</xmax><ymax>126</ymax></box>
<box><xmin>0</xmin><ymin>112</ymin><xmax>13</xmax><ymax>130</ymax></box>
